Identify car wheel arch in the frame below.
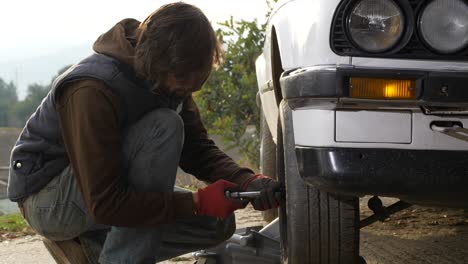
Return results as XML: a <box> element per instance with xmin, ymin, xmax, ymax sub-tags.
<box><xmin>260</xmin><ymin>26</ymin><xmax>285</xmax><ymax>142</ymax></box>
<box><xmin>271</xmin><ymin>26</ymin><xmax>284</xmax><ymax>107</ymax></box>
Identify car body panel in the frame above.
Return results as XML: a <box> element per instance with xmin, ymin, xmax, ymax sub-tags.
<box><xmin>292</xmin><ymin>107</ymin><xmax>468</xmax><ymax>150</ymax></box>
<box><xmin>256</xmin><ymin>0</ymin><xmax>468</xmax><ymax>207</ymax></box>
<box><xmin>256</xmin><ymin>0</ymin><xmax>349</xmax><ymax>142</ymax></box>
<box><xmin>268</xmin><ymin>0</ymin><xmax>349</xmax><ymax>70</ymax></box>
<box><xmin>256</xmin><ymin>0</ymin><xmax>468</xmax><ymax>139</ymax></box>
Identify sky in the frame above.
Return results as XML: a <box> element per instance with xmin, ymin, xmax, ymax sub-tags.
<box><xmin>1</xmin><ymin>0</ymin><xmax>269</xmax><ymax>62</ymax></box>
<box><xmin>1</xmin><ymin>0</ymin><xmax>271</xmax><ymax>99</ymax></box>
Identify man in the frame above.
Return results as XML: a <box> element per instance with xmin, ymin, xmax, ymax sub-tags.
<box><xmin>7</xmin><ymin>3</ymin><xmax>281</xmax><ymax>264</ymax></box>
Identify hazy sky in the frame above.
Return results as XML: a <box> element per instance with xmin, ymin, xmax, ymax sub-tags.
<box><xmin>1</xmin><ymin>0</ymin><xmax>269</xmax><ymax>62</ymax></box>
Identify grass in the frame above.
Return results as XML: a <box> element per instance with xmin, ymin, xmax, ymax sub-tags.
<box><xmin>0</xmin><ymin>213</ymin><xmax>35</xmax><ymax>241</ymax></box>
<box><xmin>0</xmin><ymin>213</ymin><xmax>29</xmax><ymax>232</ymax></box>
<box><xmin>0</xmin><ymin>127</ymin><xmax>22</xmax><ymax>132</ymax></box>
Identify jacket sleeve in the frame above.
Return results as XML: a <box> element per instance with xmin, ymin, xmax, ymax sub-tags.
<box><xmin>179</xmin><ymin>96</ymin><xmax>255</xmax><ymax>187</ymax></box>
<box><xmin>56</xmin><ymin>80</ymin><xmax>194</xmax><ymax>227</ymax></box>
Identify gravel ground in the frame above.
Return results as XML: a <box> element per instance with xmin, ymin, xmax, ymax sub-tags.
<box><xmin>0</xmin><ymin>235</ymin><xmax>52</xmax><ymax>264</ymax></box>
<box><xmin>360</xmin><ymin>197</ymin><xmax>468</xmax><ymax>264</ymax></box>
<box><xmin>0</xmin><ymin>205</ymin><xmax>265</xmax><ymax>264</ymax></box>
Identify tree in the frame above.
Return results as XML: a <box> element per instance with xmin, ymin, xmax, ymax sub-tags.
<box><xmin>11</xmin><ymin>83</ymin><xmax>50</xmax><ymax>126</ymax></box>
<box><xmin>10</xmin><ymin>65</ymin><xmax>71</xmax><ymax>126</ymax></box>
<box><xmin>194</xmin><ymin>1</ymin><xmax>277</xmax><ymax>168</ymax></box>
<box><xmin>194</xmin><ymin>13</ymin><xmax>270</xmax><ymax>168</ymax></box>
<box><xmin>0</xmin><ymin>79</ymin><xmax>18</xmax><ymax>127</ymax></box>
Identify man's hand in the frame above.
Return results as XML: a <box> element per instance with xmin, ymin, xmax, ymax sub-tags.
<box><xmin>243</xmin><ymin>174</ymin><xmax>282</xmax><ymax>211</ymax></box>
<box><xmin>194</xmin><ymin>180</ymin><xmax>244</xmax><ymax>219</ymax></box>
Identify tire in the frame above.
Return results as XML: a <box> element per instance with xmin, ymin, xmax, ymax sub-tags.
<box><xmin>260</xmin><ymin>109</ymin><xmax>279</xmax><ymax>222</ymax></box>
<box><xmin>277</xmin><ymin>117</ymin><xmax>361</xmax><ymax>264</ymax></box>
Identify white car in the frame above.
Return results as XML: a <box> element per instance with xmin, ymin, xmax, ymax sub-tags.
<box><xmin>255</xmin><ymin>0</ymin><xmax>468</xmax><ymax>263</ymax></box>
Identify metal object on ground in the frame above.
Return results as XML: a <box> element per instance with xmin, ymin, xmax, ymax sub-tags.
<box><xmin>193</xmin><ymin>250</ymin><xmax>218</xmax><ymax>259</ymax></box>
<box><xmin>193</xmin><ymin>220</ymin><xmax>281</xmax><ymax>264</ymax></box>
<box><xmin>230</xmin><ymin>233</ymin><xmax>253</xmax><ymax>246</ymax></box>
<box><xmin>360</xmin><ymin>196</ymin><xmax>412</xmax><ymax>228</ymax></box>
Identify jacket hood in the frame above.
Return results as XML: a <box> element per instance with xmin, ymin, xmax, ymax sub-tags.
<box><xmin>93</xmin><ymin>18</ymin><xmax>140</xmax><ymax>67</ymax></box>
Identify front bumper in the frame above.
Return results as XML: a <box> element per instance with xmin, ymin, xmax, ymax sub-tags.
<box><xmin>279</xmin><ymin>66</ymin><xmax>468</xmax><ymax>208</ymax></box>
<box><xmin>296</xmin><ymin>147</ymin><xmax>468</xmax><ymax>207</ymax></box>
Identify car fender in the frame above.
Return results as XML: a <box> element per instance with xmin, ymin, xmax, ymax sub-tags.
<box><xmin>256</xmin><ymin>0</ymin><xmax>349</xmax><ymax>142</ymax></box>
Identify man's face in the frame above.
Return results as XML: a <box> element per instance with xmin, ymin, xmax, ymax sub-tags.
<box><xmin>163</xmin><ymin>71</ymin><xmax>209</xmax><ymax>98</ymax></box>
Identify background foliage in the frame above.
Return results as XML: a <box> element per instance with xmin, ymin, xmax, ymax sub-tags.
<box><xmin>1</xmin><ymin>0</ymin><xmax>277</xmax><ymax>167</ymax></box>
<box><xmin>0</xmin><ymin>80</ymin><xmax>17</xmax><ymax>127</ymax></box>
<box><xmin>0</xmin><ymin>65</ymin><xmax>70</xmax><ymax>128</ymax></box>
<box><xmin>194</xmin><ymin>0</ymin><xmax>276</xmax><ymax>168</ymax></box>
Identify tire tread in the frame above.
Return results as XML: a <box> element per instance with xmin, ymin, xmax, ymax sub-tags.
<box><xmin>287</xmin><ymin>181</ymin><xmax>359</xmax><ymax>264</ymax></box>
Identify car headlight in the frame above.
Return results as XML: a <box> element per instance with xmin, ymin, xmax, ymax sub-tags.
<box><xmin>347</xmin><ymin>0</ymin><xmax>405</xmax><ymax>53</ymax></box>
<box><xmin>419</xmin><ymin>0</ymin><xmax>468</xmax><ymax>54</ymax></box>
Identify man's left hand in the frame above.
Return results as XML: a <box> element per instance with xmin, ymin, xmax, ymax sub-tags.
<box><xmin>243</xmin><ymin>174</ymin><xmax>282</xmax><ymax>211</ymax></box>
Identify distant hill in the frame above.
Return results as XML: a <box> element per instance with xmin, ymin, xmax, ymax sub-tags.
<box><xmin>0</xmin><ymin>44</ymin><xmax>93</xmax><ymax>99</ymax></box>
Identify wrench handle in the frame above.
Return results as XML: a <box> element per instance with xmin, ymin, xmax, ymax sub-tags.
<box><xmin>225</xmin><ymin>191</ymin><xmax>283</xmax><ymax>201</ymax></box>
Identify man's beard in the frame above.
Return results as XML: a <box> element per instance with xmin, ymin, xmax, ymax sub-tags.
<box><xmin>150</xmin><ymin>82</ymin><xmax>187</xmax><ymax>109</ymax></box>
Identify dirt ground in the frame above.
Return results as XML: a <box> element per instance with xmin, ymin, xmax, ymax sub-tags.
<box><xmin>0</xmin><ymin>205</ymin><xmax>266</xmax><ymax>264</ymax></box>
<box><xmin>0</xmin><ymin>199</ymin><xmax>467</xmax><ymax>263</ymax></box>
<box><xmin>360</xmin><ymin>197</ymin><xmax>468</xmax><ymax>264</ymax></box>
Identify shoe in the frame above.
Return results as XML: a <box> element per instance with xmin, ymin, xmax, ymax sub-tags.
<box><xmin>42</xmin><ymin>237</ymin><xmax>89</xmax><ymax>264</ymax></box>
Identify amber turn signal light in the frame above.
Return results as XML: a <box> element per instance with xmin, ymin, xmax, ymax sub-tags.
<box><xmin>350</xmin><ymin>78</ymin><xmax>416</xmax><ymax>100</ymax></box>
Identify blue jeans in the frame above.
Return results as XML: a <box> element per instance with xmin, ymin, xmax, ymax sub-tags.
<box><xmin>21</xmin><ymin>108</ymin><xmax>236</xmax><ymax>264</ymax></box>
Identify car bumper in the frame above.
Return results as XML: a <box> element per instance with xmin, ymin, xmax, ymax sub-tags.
<box><xmin>279</xmin><ymin>66</ymin><xmax>468</xmax><ymax>208</ymax></box>
<box><xmin>296</xmin><ymin>147</ymin><xmax>468</xmax><ymax>207</ymax></box>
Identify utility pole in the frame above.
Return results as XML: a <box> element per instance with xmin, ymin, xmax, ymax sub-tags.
<box><xmin>14</xmin><ymin>68</ymin><xmax>19</xmax><ymax>96</ymax></box>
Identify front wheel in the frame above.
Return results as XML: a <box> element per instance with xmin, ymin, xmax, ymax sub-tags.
<box><xmin>284</xmin><ymin>182</ymin><xmax>360</xmax><ymax>263</ymax></box>
<box><xmin>277</xmin><ymin>117</ymin><xmax>361</xmax><ymax>264</ymax></box>
<box><xmin>260</xmin><ymin>110</ymin><xmax>279</xmax><ymax>222</ymax></box>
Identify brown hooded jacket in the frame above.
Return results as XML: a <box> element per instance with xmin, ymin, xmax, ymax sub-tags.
<box><xmin>56</xmin><ymin>19</ymin><xmax>254</xmax><ymax>227</ymax></box>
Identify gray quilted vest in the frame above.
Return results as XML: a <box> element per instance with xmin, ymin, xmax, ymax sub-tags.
<box><xmin>8</xmin><ymin>53</ymin><xmax>174</xmax><ymax>201</ymax></box>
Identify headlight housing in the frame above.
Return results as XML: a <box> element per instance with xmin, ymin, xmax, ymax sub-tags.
<box><xmin>419</xmin><ymin>0</ymin><xmax>468</xmax><ymax>54</ymax></box>
<box><xmin>347</xmin><ymin>0</ymin><xmax>405</xmax><ymax>53</ymax></box>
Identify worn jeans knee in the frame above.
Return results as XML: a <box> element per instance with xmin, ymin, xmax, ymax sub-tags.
<box><xmin>122</xmin><ymin>108</ymin><xmax>184</xmax><ymax>192</ymax></box>
<box><xmin>22</xmin><ymin>166</ymin><xmax>90</xmax><ymax>241</ymax></box>
<box><xmin>100</xmin><ymin>108</ymin><xmax>185</xmax><ymax>264</ymax></box>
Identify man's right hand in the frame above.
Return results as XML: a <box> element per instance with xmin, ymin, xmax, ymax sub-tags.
<box><xmin>194</xmin><ymin>180</ymin><xmax>244</xmax><ymax>219</ymax></box>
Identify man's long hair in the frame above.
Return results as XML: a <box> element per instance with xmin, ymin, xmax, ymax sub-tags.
<box><xmin>134</xmin><ymin>2</ymin><xmax>223</xmax><ymax>85</ymax></box>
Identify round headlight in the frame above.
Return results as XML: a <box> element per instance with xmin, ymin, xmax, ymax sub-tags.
<box><xmin>348</xmin><ymin>0</ymin><xmax>405</xmax><ymax>53</ymax></box>
<box><xmin>419</xmin><ymin>0</ymin><xmax>468</xmax><ymax>54</ymax></box>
